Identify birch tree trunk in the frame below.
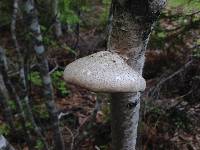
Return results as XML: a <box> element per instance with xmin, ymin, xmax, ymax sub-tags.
<box><xmin>52</xmin><ymin>0</ymin><xmax>63</xmax><ymax>37</ymax></box>
<box><xmin>0</xmin><ymin>46</ymin><xmax>32</xmax><ymax>145</ymax></box>
<box><xmin>107</xmin><ymin>0</ymin><xmax>166</xmax><ymax>149</ymax></box>
<box><xmin>11</xmin><ymin>1</ymin><xmax>49</xmax><ymax>149</ymax></box>
<box><xmin>24</xmin><ymin>0</ymin><xmax>65</xmax><ymax>149</ymax></box>
<box><xmin>0</xmin><ymin>74</ymin><xmax>15</xmax><ymax>131</ymax></box>
<box><xmin>0</xmin><ymin>47</ymin><xmax>14</xmax><ymax>132</ymax></box>
<box><xmin>0</xmin><ymin>135</ymin><xmax>15</xmax><ymax>150</ymax></box>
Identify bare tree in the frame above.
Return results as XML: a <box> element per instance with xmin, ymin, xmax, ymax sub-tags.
<box><xmin>23</xmin><ymin>0</ymin><xmax>65</xmax><ymax>149</ymax></box>
<box><xmin>107</xmin><ymin>0</ymin><xmax>166</xmax><ymax>149</ymax></box>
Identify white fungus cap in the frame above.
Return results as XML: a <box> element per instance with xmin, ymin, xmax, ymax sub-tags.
<box><xmin>63</xmin><ymin>51</ymin><xmax>146</xmax><ymax>92</ymax></box>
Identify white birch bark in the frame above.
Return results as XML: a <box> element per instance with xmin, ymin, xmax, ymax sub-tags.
<box><xmin>11</xmin><ymin>1</ymin><xmax>49</xmax><ymax>149</ymax></box>
<box><xmin>52</xmin><ymin>0</ymin><xmax>62</xmax><ymax>37</ymax></box>
<box><xmin>24</xmin><ymin>0</ymin><xmax>65</xmax><ymax>149</ymax></box>
<box><xmin>0</xmin><ymin>135</ymin><xmax>15</xmax><ymax>150</ymax></box>
<box><xmin>107</xmin><ymin>0</ymin><xmax>166</xmax><ymax>149</ymax></box>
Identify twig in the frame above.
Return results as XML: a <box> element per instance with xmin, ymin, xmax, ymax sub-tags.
<box><xmin>149</xmin><ymin>60</ymin><xmax>193</xmax><ymax>98</ymax></box>
<box><xmin>8</xmin><ymin>64</ymin><xmax>37</xmax><ymax>77</ymax></box>
<box><xmin>166</xmin><ymin>90</ymin><xmax>193</xmax><ymax>111</ymax></box>
<box><xmin>73</xmin><ymin>96</ymin><xmax>102</xmax><ymax>149</ymax></box>
<box><xmin>95</xmin><ymin>145</ymin><xmax>101</xmax><ymax>150</ymax></box>
<box><xmin>64</xmin><ymin>126</ymin><xmax>74</xmax><ymax>150</ymax></box>
<box><xmin>49</xmin><ymin>60</ymin><xmax>59</xmax><ymax>74</ymax></box>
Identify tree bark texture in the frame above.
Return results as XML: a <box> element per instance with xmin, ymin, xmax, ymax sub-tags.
<box><xmin>24</xmin><ymin>0</ymin><xmax>65</xmax><ymax>149</ymax></box>
<box><xmin>108</xmin><ymin>0</ymin><xmax>166</xmax><ymax>150</ymax></box>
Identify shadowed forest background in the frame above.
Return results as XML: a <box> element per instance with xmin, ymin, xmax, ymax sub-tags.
<box><xmin>0</xmin><ymin>0</ymin><xmax>200</xmax><ymax>149</ymax></box>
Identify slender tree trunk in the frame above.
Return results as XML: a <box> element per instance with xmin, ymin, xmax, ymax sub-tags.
<box><xmin>0</xmin><ymin>46</ymin><xmax>32</xmax><ymax>146</ymax></box>
<box><xmin>0</xmin><ymin>48</ymin><xmax>15</xmax><ymax>132</ymax></box>
<box><xmin>107</xmin><ymin>0</ymin><xmax>166</xmax><ymax>149</ymax></box>
<box><xmin>73</xmin><ymin>6</ymin><xmax>80</xmax><ymax>49</ymax></box>
<box><xmin>24</xmin><ymin>0</ymin><xmax>65</xmax><ymax>149</ymax></box>
<box><xmin>0</xmin><ymin>74</ymin><xmax>15</xmax><ymax>131</ymax></box>
<box><xmin>0</xmin><ymin>135</ymin><xmax>15</xmax><ymax>150</ymax></box>
<box><xmin>11</xmin><ymin>1</ymin><xmax>49</xmax><ymax>149</ymax></box>
<box><xmin>52</xmin><ymin>0</ymin><xmax>62</xmax><ymax>37</ymax></box>
<box><xmin>0</xmin><ymin>47</ymin><xmax>15</xmax><ymax>132</ymax></box>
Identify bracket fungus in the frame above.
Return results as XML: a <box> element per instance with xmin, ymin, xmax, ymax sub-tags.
<box><xmin>63</xmin><ymin>51</ymin><xmax>146</xmax><ymax>93</ymax></box>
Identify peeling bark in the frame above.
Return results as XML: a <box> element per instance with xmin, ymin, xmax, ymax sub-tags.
<box><xmin>108</xmin><ymin>0</ymin><xmax>166</xmax><ymax>149</ymax></box>
<box><xmin>23</xmin><ymin>0</ymin><xmax>65</xmax><ymax>149</ymax></box>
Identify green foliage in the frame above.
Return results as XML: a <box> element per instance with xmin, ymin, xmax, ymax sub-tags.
<box><xmin>151</xmin><ymin>28</ymin><xmax>167</xmax><ymax>48</ymax></box>
<box><xmin>174</xmin><ymin>119</ymin><xmax>186</xmax><ymax>129</ymax></box>
<box><xmin>0</xmin><ymin>1</ymin><xmax>12</xmax><ymax>26</ymax></box>
<box><xmin>99</xmin><ymin>145</ymin><xmax>109</xmax><ymax>150</ymax></box>
<box><xmin>157</xmin><ymin>31</ymin><xmax>167</xmax><ymax>39</ymax></box>
<box><xmin>99</xmin><ymin>0</ymin><xmax>111</xmax><ymax>26</ymax></box>
<box><xmin>170</xmin><ymin>110</ymin><xmax>192</xmax><ymax>130</ymax></box>
<box><xmin>144</xmin><ymin>102</ymin><xmax>167</xmax><ymax>125</ymax></box>
<box><xmin>168</xmin><ymin>0</ymin><xmax>200</xmax><ymax>12</ymax></box>
<box><xmin>58</xmin><ymin>0</ymin><xmax>94</xmax><ymax>27</ymax></box>
<box><xmin>28</xmin><ymin>70</ymin><xmax>70</xmax><ymax>96</ymax></box>
<box><xmin>151</xmin><ymin>0</ymin><xmax>200</xmax><ymax>49</ymax></box>
<box><xmin>51</xmin><ymin>71</ymin><xmax>70</xmax><ymax>96</ymax></box>
<box><xmin>43</xmin><ymin>35</ymin><xmax>58</xmax><ymax>47</ymax></box>
<box><xmin>15</xmin><ymin>121</ymin><xmax>23</xmax><ymax>131</ymax></box>
<box><xmin>8</xmin><ymin>100</ymin><xmax>16</xmax><ymax>110</ymax></box>
<box><xmin>33</xmin><ymin>105</ymin><xmax>49</xmax><ymax>119</ymax></box>
<box><xmin>0</xmin><ymin>123</ymin><xmax>10</xmax><ymax>135</ymax></box>
<box><xmin>146</xmin><ymin>103</ymin><xmax>166</xmax><ymax>118</ymax></box>
<box><xmin>35</xmin><ymin>139</ymin><xmax>44</xmax><ymax>150</ymax></box>
<box><xmin>61</xmin><ymin>43</ymin><xmax>77</xmax><ymax>56</ymax></box>
<box><xmin>58</xmin><ymin>0</ymin><xmax>80</xmax><ymax>25</ymax></box>
<box><xmin>29</xmin><ymin>71</ymin><xmax>42</xmax><ymax>86</ymax></box>
<box><xmin>40</xmin><ymin>25</ymin><xmax>59</xmax><ymax>47</ymax></box>
<box><xmin>193</xmin><ymin>39</ymin><xmax>200</xmax><ymax>57</ymax></box>
<box><xmin>25</xmin><ymin>121</ymin><xmax>34</xmax><ymax>130</ymax></box>
<box><xmin>101</xmin><ymin>102</ymin><xmax>111</xmax><ymax>122</ymax></box>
